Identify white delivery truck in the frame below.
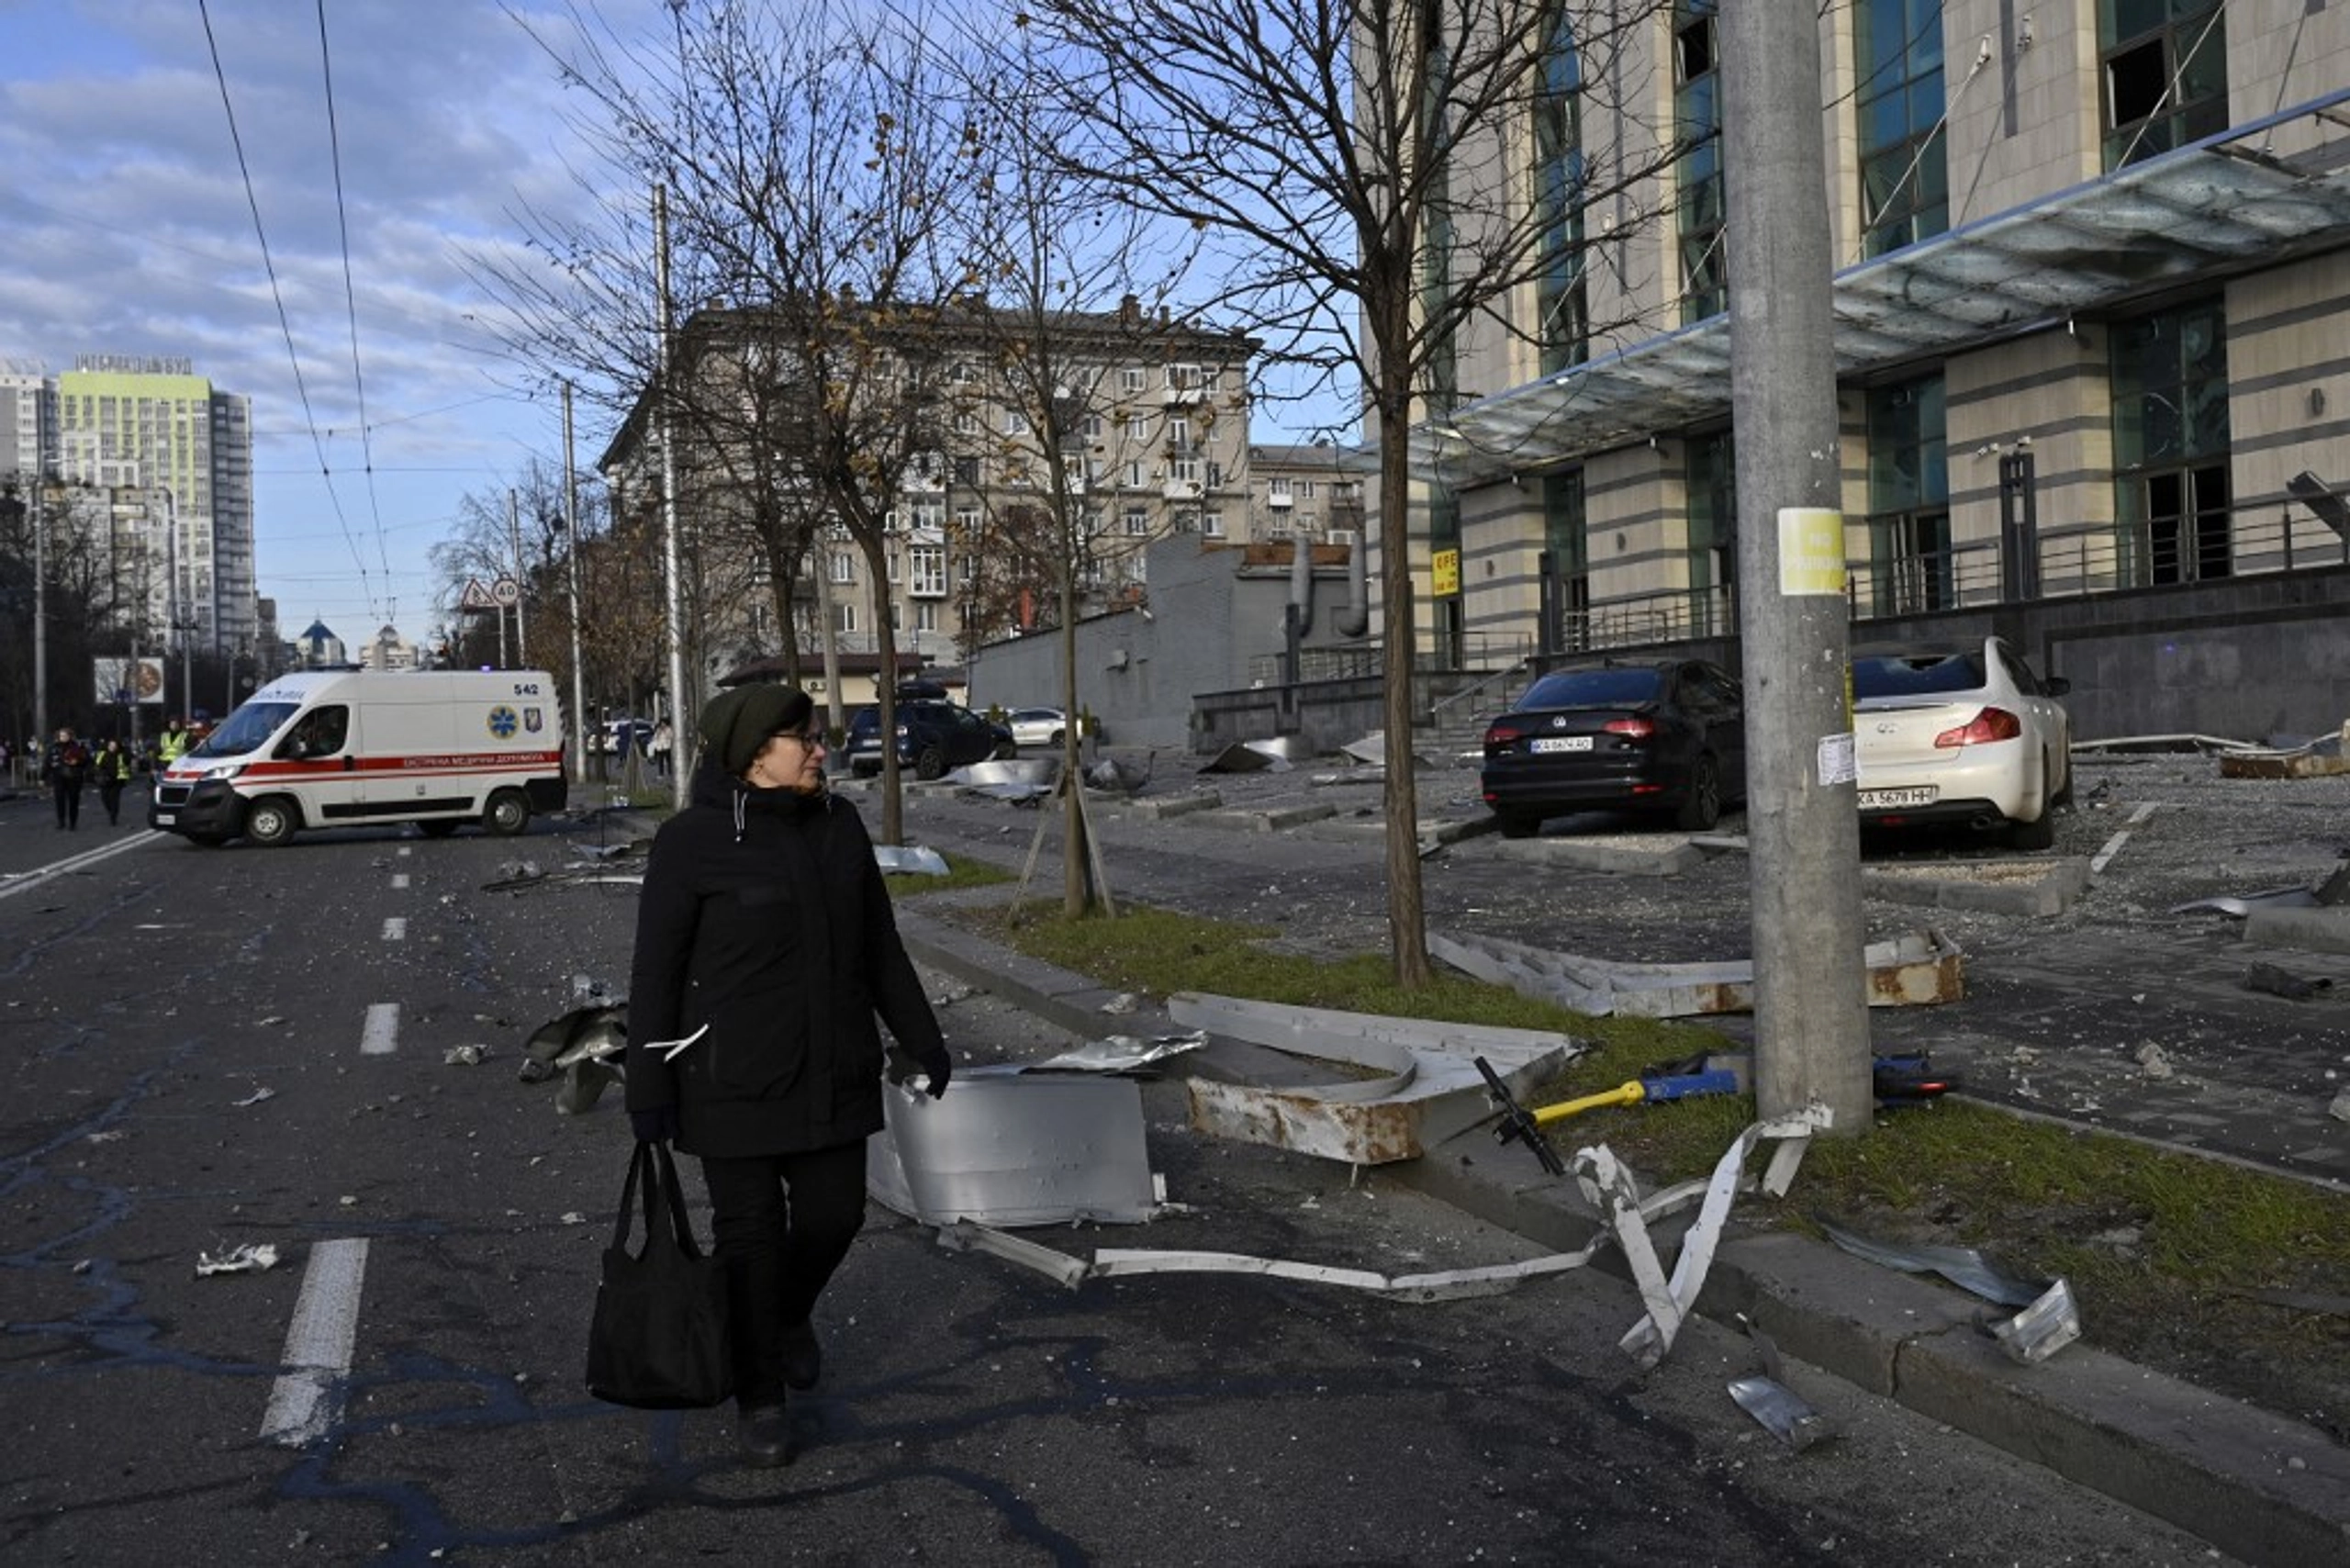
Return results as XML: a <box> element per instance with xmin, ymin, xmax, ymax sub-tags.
<box><xmin>149</xmin><ymin>668</ymin><xmax>568</xmax><ymax>846</ymax></box>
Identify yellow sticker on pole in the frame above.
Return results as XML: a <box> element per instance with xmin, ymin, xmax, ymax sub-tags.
<box><xmin>1777</xmin><ymin>508</ymin><xmax>1845</xmax><ymax>596</ymax></box>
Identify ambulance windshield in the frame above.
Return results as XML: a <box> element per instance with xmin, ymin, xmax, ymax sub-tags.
<box><xmin>190</xmin><ymin>701</ymin><xmax>299</xmax><ymax>759</ymax></box>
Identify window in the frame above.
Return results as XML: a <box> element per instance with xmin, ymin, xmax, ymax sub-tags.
<box><xmin>1123</xmin><ymin>461</ymin><xmax>1145</xmax><ymax>488</ymax></box>
<box><xmin>952</xmin><ymin>455</ymin><xmax>979</xmax><ymax>487</ymax></box>
<box><xmin>1083</xmin><ymin>412</ymin><xmax>1105</xmax><ymax>440</ymax></box>
<box><xmin>2112</xmin><ymin>297</ymin><xmax>2231</xmax><ymax>585</ymax></box>
<box><xmin>955</xmin><ymin>505</ymin><xmax>981</xmax><ymax>539</ymax></box>
<box><xmin>834</xmin><ymin>600</ymin><xmax>858</xmax><ymax>634</ymax></box>
<box><xmin>1122</xmin><ymin>367</ymin><xmax>1146</xmax><ymax>393</ymax></box>
<box><xmin>910</xmin><ymin>543</ymin><xmax>946</xmax><ymax>596</ymax></box>
<box><xmin>1673</xmin><ymin>2</ymin><xmax>1726</xmax><ymax>324</ymax></box>
<box><xmin>1684</xmin><ymin>430</ymin><xmax>1737</xmax><ymax>636</ymax></box>
<box><xmin>1535</xmin><ymin>2</ymin><xmax>1590</xmax><ymax>371</ymax></box>
<box><xmin>1169</xmin><ymin>454</ymin><xmax>1202</xmax><ymax>486</ymax></box>
<box><xmin>830</xmin><ymin>551</ymin><xmax>856</xmax><ymax>585</ymax></box>
<box><xmin>951</xmin><ymin>362</ymin><xmax>975</xmax><ymax>384</ymax></box>
<box><xmin>1864</xmin><ymin>375</ymin><xmax>1951</xmax><ymax>615</ymax></box>
<box><xmin>1543</xmin><ymin>470</ymin><xmax>1591</xmax><ymax>651</ymax></box>
<box><xmin>1003</xmin><ymin>408</ymin><xmax>1030</xmax><ymax>436</ymax></box>
<box><xmin>911</xmin><ymin>501</ymin><xmax>945</xmax><ymax>534</ymax></box>
<box><xmin>915</xmin><ymin>601</ymin><xmax>939</xmax><ymax>633</ymax></box>
<box><xmin>887</xmin><ymin>550</ymin><xmax>901</xmax><ymax>585</ymax></box>
<box><xmin>1206</xmin><ymin>460</ymin><xmax>1225</xmax><ymax>489</ymax></box>
<box><xmin>955</xmin><ymin>409</ymin><xmax>979</xmax><ymax>436</ymax></box>
<box><xmin>2101</xmin><ymin>1</ymin><xmax>2227</xmax><ymax>169</ymax></box>
<box><xmin>1269</xmin><ymin>476</ymin><xmax>1292</xmax><ymax>498</ymax></box>
<box><xmin>1857</xmin><ymin>0</ymin><xmax>1948</xmax><ymax>257</ymax></box>
<box><xmin>1124</xmin><ymin>507</ymin><xmax>1149</xmax><ymax>536</ymax></box>
<box><xmin>1202</xmin><ymin>510</ymin><xmax>1225</xmax><ymax>538</ymax></box>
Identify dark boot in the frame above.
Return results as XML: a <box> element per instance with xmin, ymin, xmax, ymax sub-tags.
<box><xmin>781</xmin><ymin>1320</ymin><xmax>822</xmax><ymax>1391</ymax></box>
<box><xmin>737</xmin><ymin>1400</ymin><xmax>790</xmax><ymax>1467</ymax></box>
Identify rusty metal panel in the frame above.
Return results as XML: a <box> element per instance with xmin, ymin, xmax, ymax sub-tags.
<box><xmin>1187</xmin><ymin>1074</ymin><xmax>1426</xmax><ymax>1164</ymax></box>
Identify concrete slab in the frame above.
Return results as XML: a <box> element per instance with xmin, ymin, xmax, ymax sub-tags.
<box><xmin>1862</xmin><ymin>856</ymin><xmax>2090</xmax><ymax>916</ymax></box>
<box><xmin>1194</xmin><ymin>802</ymin><xmax>1338</xmax><ymax>833</ymax></box>
<box><xmin>1501</xmin><ymin>836</ymin><xmax>1707</xmax><ymax>877</ymax></box>
<box><xmin>1127</xmin><ymin>790</ymin><xmax>1224</xmax><ymax>822</ymax></box>
<box><xmin>2244</xmin><ymin>904</ymin><xmax>2350</xmax><ymax>955</ymax></box>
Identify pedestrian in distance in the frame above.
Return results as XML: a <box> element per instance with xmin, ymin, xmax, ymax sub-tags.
<box><xmin>647</xmin><ymin>718</ymin><xmax>674</xmax><ymax>777</ymax></box>
<box><xmin>43</xmin><ymin>727</ymin><xmax>89</xmax><ymax>830</ymax></box>
<box><xmin>158</xmin><ymin>717</ymin><xmax>188</xmax><ymax>767</ymax></box>
<box><xmin>626</xmin><ymin>682</ymin><xmax>951</xmax><ymax>1468</ymax></box>
<box><xmin>93</xmin><ymin>737</ymin><xmax>133</xmax><ymax>825</ymax></box>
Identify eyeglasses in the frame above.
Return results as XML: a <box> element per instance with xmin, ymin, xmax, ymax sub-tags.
<box><xmin>767</xmin><ymin>729</ymin><xmax>824</xmax><ymax>750</ymax></box>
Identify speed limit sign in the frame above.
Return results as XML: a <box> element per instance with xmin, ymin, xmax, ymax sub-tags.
<box><xmin>491</xmin><ymin>577</ymin><xmax>520</xmax><ymax>606</ymax></box>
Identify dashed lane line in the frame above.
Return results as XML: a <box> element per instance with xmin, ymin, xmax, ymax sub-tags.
<box><xmin>382</xmin><ymin>917</ymin><xmax>406</xmax><ymax>941</ymax></box>
<box><xmin>360</xmin><ymin>1002</ymin><xmax>399</xmax><ymax>1055</ymax></box>
<box><xmin>260</xmin><ymin>1238</ymin><xmax>369</xmax><ymax>1448</ymax></box>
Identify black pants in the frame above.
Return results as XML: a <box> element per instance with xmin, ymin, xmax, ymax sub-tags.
<box><xmin>52</xmin><ymin>778</ymin><xmax>81</xmax><ymax>828</ymax></box>
<box><xmin>99</xmin><ymin>778</ymin><xmax>124</xmax><ymax>823</ymax></box>
<box><xmin>699</xmin><ymin>1139</ymin><xmax>867</xmax><ymax>1409</ymax></box>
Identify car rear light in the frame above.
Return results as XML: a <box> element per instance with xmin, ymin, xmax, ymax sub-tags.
<box><xmin>1486</xmin><ymin>722</ymin><xmax>1526</xmax><ymax>745</ymax></box>
<box><xmin>1933</xmin><ymin>707</ymin><xmax>2022</xmax><ymax>748</ymax></box>
<box><xmin>1602</xmin><ymin>717</ymin><xmax>1657</xmax><ymax>739</ymax></box>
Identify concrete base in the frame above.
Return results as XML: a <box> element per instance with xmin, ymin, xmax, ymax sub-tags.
<box><xmin>2244</xmin><ymin>904</ymin><xmax>2350</xmax><ymax>955</ymax></box>
<box><xmin>1504</xmin><ymin>836</ymin><xmax>1707</xmax><ymax>877</ymax></box>
<box><xmin>1862</xmin><ymin>856</ymin><xmax>2090</xmax><ymax>916</ymax></box>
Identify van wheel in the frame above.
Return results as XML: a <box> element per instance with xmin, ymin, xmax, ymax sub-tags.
<box><xmin>914</xmin><ymin>745</ymin><xmax>948</xmax><ymax>781</ymax></box>
<box><xmin>484</xmin><ymin>790</ymin><xmax>532</xmax><ymax>837</ymax></box>
<box><xmin>243</xmin><ymin>797</ymin><xmax>299</xmax><ymax>847</ymax></box>
<box><xmin>418</xmin><ymin>820</ymin><xmax>462</xmax><ymax>839</ymax></box>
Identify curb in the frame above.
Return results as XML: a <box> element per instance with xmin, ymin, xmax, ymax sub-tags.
<box><xmin>895</xmin><ymin>902</ymin><xmax>2350</xmax><ymax>1568</ymax></box>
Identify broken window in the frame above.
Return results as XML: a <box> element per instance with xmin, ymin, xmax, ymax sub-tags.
<box><xmin>2099</xmin><ymin>1</ymin><xmax>2228</xmax><ymax>169</ymax></box>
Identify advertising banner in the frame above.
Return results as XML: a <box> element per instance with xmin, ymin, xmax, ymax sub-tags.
<box><xmin>95</xmin><ymin>657</ymin><xmax>167</xmax><ymax>704</ymax></box>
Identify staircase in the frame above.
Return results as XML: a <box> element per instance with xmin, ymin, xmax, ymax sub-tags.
<box><xmin>1422</xmin><ymin>663</ymin><xmax>1535</xmax><ymax>767</ymax></box>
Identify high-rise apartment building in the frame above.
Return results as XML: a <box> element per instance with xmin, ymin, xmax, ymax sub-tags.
<box><xmin>37</xmin><ymin>354</ymin><xmax>257</xmax><ymax>658</ymax></box>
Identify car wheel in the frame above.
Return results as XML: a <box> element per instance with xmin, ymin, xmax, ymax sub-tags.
<box><xmin>2009</xmin><ymin>807</ymin><xmax>2055</xmax><ymax>851</ymax></box>
<box><xmin>1497</xmin><ymin>812</ymin><xmax>1541</xmax><ymax>840</ymax></box>
<box><xmin>243</xmin><ymin>796</ymin><xmax>298</xmax><ymax>847</ymax></box>
<box><xmin>417</xmin><ymin>820</ymin><xmax>462</xmax><ymax>839</ymax></box>
<box><xmin>914</xmin><ymin>744</ymin><xmax>948</xmax><ymax>781</ymax></box>
<box><xmin>990</xmin><ymin>739</ymin><xmax>1016</xmax><ymax>761</ymax></box>
<box><xmin>484</xmin><ymin>790</ymin><xmax>532</xmax><ymax>837</ymax></box>
<box><xmin>1049</xmin><ymin>728</ymin><xmax>1066</xmax><ymax>746</ymax></box>
<box><xmin>1673</xmin><ymin>755</ymin><xmax>1722</xmax><ymax>832</ymax></box>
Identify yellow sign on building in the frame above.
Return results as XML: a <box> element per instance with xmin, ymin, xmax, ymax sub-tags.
<box><xmin>1431</xmin><ymin>547</ymin><xmax>1460</xmax><ymax>598</ymax></box>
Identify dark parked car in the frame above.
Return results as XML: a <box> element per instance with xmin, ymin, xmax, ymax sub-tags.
<box><xmin>1479</xmin><ymin>658</ymin><xmax>1745</xmax><ymax>835</ymax></box>
<box><xmin>844</xmin><ymin>694</ymin><xmax>1015</xmax><ymax>779</ymax></box>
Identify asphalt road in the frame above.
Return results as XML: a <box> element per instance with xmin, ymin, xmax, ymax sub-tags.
<box><xmin>0</xmin><ymin>786</ymin><xmax>2242</xmax><ymax>1564</ymax></box>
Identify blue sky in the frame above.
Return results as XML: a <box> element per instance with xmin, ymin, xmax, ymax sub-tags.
<box><xmin>0</xmin><ymin>0</ymin><xmax>639</xmax><ymax>648</ymax></box>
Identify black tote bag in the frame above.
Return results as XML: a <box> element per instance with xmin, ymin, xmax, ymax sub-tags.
<box><xmin>585</xmin><ymin>1140</ymin><xmax>734</xmax><ymax>1409</ymax></box>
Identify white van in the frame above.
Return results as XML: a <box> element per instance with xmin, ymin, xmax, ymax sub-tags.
<box><xmin>149</xmin><ymin>668</ymin><xmax>568</xmax><ymax>846</ymax></box>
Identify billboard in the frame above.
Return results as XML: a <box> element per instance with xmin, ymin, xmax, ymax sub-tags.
<box><xmin>94</xmin><ymin>657</ymin><xmax>166</xmax><ymax>705</ymax></box>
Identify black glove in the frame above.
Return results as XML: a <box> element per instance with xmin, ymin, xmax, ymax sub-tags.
<box><xmin>630</xmin><ymin>1104</ymin><xmax>680</xmax><ymax>1144</ymax></box>
<box><xmin>921</xmin><ymin>1054</ymin><xmax>951</xmax><ymax>1100</ymax></box>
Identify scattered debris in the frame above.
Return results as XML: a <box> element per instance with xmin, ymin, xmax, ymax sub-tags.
<box><xmin>2134</xmin><ymin>1043</ymin><xmax>2175</xmax><ymax>1080</ymax></box>
<box><xmin>948</xmin><ymin>759</ymin><xmax>1058</xmax><ymax>801</ymax></box>
<box><xmin>231</xmin><ymin>1087</ymin><xmax>275</xmax><ymax>1108</ymax></box>
<box><xmin>1098</xmin><ymin>992</ymin><xmax>1139</xmax><ymax>1014</ymax></box>
<box><xmin>2170</xmin><ymin>859</ymin><xmax>2350</xmax><ymax>918</ymax></box>
<box><xmin>196</xmin><ymin>1243</ymin><xmax>280</xmax><ymax>1277</ymax></box>
<box><xmin>258</xmin><ymin>1014</ymin><xmax>286</xmax><ymax>1027</ymax></box>
<box><xmin>1172</xmin><ymin>992</ymin><xmax>1582</xmax><ymax>1165</ymax></box>
<box><xmin>1728</xmin><ymin>1316</ymin><xmax>1835</xmax><ymax>1450</ymax></box>
<box><xmin>1085</xmin><ymin>756</ymin><xmax>1151</xmax><ymax>794</ymax></box>
<box><xmin>875</xmin><ymin>845</ymin><xmax>951</xmax><ymax>877</ymax></box>
<box><xmin>867</xmin><ymin>1073</ymin><xmax>1159</xmax><ymax>1227</ymax></box>
<box><xmin>443</xmin><ymin>1044</ymin><xmax>487</xmax><ymax>1066</ymax></box>
<box><xmin>2330</xmin><ymin>1088</ymin><xmax>2350</xmax><ymax>1125</ymax></box>
<box><xmin>1432</xmin><ymin>926</ymin><xmax>1963</xmax><ymax>1017</ymax></box>
<box><xmin>2243</xmin><ymin>961</ymin><xmax>2333</xmax><ymax>1001</ymax></box>
<box><xmin>1992</xmin><ymin>1278</ymin><xmax>2084</xmax><ymax>1364</ymax></box>
<box><xmin>1026</xmin><ymin>1032</ymin><xmax>1206</xmax><ymax>1075</ymax></box>
<box><xmin>1815</xmin><ymin>1219</ymin><xmax>2047</xmax><ymax>1308</ymax></box>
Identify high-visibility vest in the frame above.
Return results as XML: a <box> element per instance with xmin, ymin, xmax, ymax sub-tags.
<box><xmin>160</xmin><ymin>730</ymin><xmax>185</xmax><ymax>762</ymax></box>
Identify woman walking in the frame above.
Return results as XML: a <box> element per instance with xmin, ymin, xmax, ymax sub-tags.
<box><xmin>94</xmin><ymin>738</ymin><xmax>133</xmax><ymax>825</ymax></box>
<box><xmin>626</xmin><ymin>683</ymin><xmax>950</xmax><ymax>1466</ymax></box>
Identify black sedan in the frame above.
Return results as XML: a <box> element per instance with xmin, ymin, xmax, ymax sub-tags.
<box><xmin>844</xmin><ymin>696</ymin><xmax>1015</xmax><ymax>779</ymax></box>
<box><xmin>1479</xmin><ymin>659</ymin><xmax>1745</xmax><ymax>835</ymax></box>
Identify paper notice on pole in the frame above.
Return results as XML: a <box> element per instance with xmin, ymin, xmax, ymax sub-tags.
<box><xmin>1818</xmin><ymin>733</ymin><xmax>1856</xmax><ymax>786</ymax></box>
<box><xmin>1777</xmin><ymin>508</ymin><xmax>1845</xmax><ymax>596</ymax></box>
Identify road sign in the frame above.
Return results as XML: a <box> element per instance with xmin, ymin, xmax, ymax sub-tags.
<box><xmin>460</xmin><ymin>578</ymin><xmax>497</xmax><ymax>610</ymax></box>
<box><xmin>491</xmin><ymin>577</ymin><xmax>520</xmax><ymax>607</ymax></box>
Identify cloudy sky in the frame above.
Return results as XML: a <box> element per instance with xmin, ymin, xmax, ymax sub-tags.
<box><xmin>0</xmin><ymin>0</ymin><xmax>659</xmax><ymax>648</ymax></box>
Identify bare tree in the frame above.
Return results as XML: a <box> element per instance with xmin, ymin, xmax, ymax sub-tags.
<box><xmin>1013</xmin><ymin>0</ymin><xmax>1672</xmax><ymax>983</ymax></box>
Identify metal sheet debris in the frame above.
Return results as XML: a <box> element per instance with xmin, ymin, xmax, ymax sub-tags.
<box><xmin>232</xmin><ymin>1086</ymin><xmax>276</xmax><ymax>1106</ymax></box>
<box><xmin>1729</xmin><ymin>1317</ymin><xmax>1834</xmax><ymax>1450</ymax></box>
<box><xmin>1027</xmin><ymin>1032</ymin><xmax>1206</xmax><ymax>1074</ymax></box>
<box><xmin>2167</xmin><ymin>860</ymin><xmax>2350</xmax><ymax>917</ymax></box>
<box><xmin>1086</xmin><ymin>756</ymin><xmax>1151</xmax><ymax>793</ymax></box>
<box><xmin>1431</xmin><ymin>927</ymin><xmax>1963</xmax><ymax>1017</ymax></box>
<box><xmin>2244</xmin><ymin>960</ymin><xmax>2333</xmax><ymax>1000</ymax></box>
<box><xmin>196</xmin><ymin>1242</ymin><xmax>281</xmax><ymax>1277</ymax></box>
<box><xmin>1815</xmin><ymin>1218</ymin><xmax>2047</xmax><ymax>1308</ymax></box>
<box><xmin>1169</xmin><ymin>992</ymin><xmax>1583</xmax><ymax>1165</ymax></box>
<box><xmin>1339</xmin><ymin>733</ymin><xmax>1386</xmax><ymax>767</ymax></box>
<box><xmin>1991</xmin><ymin>1278</ymin><xmax>2084</xmax><ymax>1364</ymax></box>
<box><xmin>867</xmin><ymin>1074</ymin><xmax>1159</xmax><ymax>1227</ymax></box>
<box><xmin>442</xmin><ymin>1045</ymin><xmax>486</xmax><ymax>1066</ymax></box>
<box><xmin>875</xmin><ymin>845</ymin><xmax>952</xmax><ymax>877</ymax></box>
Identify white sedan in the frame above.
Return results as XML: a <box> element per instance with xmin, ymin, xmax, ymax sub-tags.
<box><xmin>1852</xmin><ymin>636</ymin><xmax>2073</xmax><ymax>850</ymax></box>
<box><xmin>1007</xmin><ymin>706</ymin><xmax>1069</xmax><ymax>747</ymax></box>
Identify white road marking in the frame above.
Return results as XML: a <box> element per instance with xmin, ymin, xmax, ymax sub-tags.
<box><xmin>0</xmin><ymin>832</ymin><xmax>164</xmax><ymax>902</ymax></box>
<box><xmin>382</xmin><ymin>917</ymin><xmax>406</xmax><ymax>941</ymax></box>
<box><xmin>360</xmin><ymin>1003</ymin><xmax>399</xmax><ymax>1055</ymax></box>
<box><xmin>260</xmin><ymin>1238</ymin><xmax>370</xmax><ymax>1448</ymax></box>
<box><xmin>397</xmin><ymin>846</ymin><xmax>412</xmax><ymax>857</ymax></box>
<box><xmin>2090</xmin><ymin>831</ymin><xmax>2132</xmax><ymax>876</ymax></box>
<box><xmin>390</xmin><ymin>873</ymin><xmax>410</xmax><ymax>890</ymax></box>
<box><xmin>2127</xmin><ymin>801</ymin><xmax>2158</xmax><ymax>824</ymax></box>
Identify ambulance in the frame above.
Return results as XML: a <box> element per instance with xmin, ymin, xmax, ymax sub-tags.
<box><xmin>148</xmin><ymin>668</ymin><xmax>568</xmax><ymax>846</ymax></box>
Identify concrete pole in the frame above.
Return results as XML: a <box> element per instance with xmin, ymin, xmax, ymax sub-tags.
<box><xmin>507</xmin><ymin>488</ymin><xmax>529</xmax><ymax>666</ymax></box>
<box><xmin>1722</xmin><ymin>0</ymin><xmax>1873</xmax><ymax>1132</ymax></box>
<box><xmin>31</xmin><ymin>480</ymin><xmax>49</xmax><ymax>745</ymax></box>
<box><xmin>563</xmin><ymin>381</ymin><xmax>588</xmax><ymax>784</ymax></box>
<box><xmin>655</xmin><ymin>183</ymin><xmax>691</xmax><ymax>809</ymax></box>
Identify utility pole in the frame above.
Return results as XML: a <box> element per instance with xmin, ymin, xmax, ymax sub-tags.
<box><xmin>563</xmin><ymin>381</ymin><xmax>588</xmax><ymax>784</ymax></box>
<box><xmin>655</xmin><ymin>183</ymin><xmax>690</xmax><ymax>808</ymax></box>
<box><xmin>1723</xmin><ymin>2</ymin><xmax>1873</xmax><ymax>1131</ymax></box>
<box><xmin>162</xmin><ymin>485</ymin><xmax>193</xmax><ymax>730</ymax></box>
<box><xmin>507</xmin><ymin>488</ymin><xmax>529</xmax><ymax>666</ymax></box>
<box><xmin>32</xmin><ymin>478</ymin><xmax>50</xmax><ymax>745</ymax></box>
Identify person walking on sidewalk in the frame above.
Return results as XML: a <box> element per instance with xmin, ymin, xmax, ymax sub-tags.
<box><xmin>626</xmin><ymin>682</ymin><xmax>951</xmax><ymax>1468</ymax></box>
<box><xmin>93</xmin><ymin>737</ymin><xmax>134</xmax><ymax>825</ymax></box>
<box><xmin>42</xmin><ymin>728</ymin><xmax>90</xmax><ymax>830</ymax></box>
<box><xmin>647</xmin><ymin>718</ymin><xmax>674</xmax><ymax>777</ymax></box>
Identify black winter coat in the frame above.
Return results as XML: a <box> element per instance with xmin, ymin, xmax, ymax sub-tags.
<box><xmin>626</xmin><ymin>765</ymin><xmax>946</xmax><ymax>1158</ymax></box>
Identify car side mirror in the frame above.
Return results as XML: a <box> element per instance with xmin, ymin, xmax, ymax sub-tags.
<box><xmin>2043</xmin><ymin>676</ymin><xmax>2071</xmax><ymax>698</ymax></box>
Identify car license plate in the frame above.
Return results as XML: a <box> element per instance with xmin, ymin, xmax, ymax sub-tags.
<box><xmin>1529</xmin><ymin>736</ymin><xmax>1593</xmax><ymax>754</ymax></box>
<box><xmin>154</xmin><ymin>812</ymin><xmax>176</xmax><ymax>825</ymax></box>
<box><xmin>1859</xmin><ymin>787</ymin><xmax>1937</xmax><ymax>809</ymax></box>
